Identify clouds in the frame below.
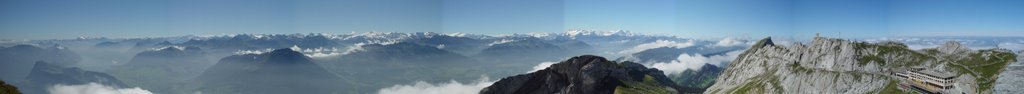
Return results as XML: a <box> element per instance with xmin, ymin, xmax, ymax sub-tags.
<box><xmin>620</xmin><ymin>40</ymin><xmax>695</xmax><ymax>54</ymax></box>
<box><xmin>234</xmin><ymin>45</ymin><xmax>356</xmax><ymax>58</ymax></box>
<box><xmin>713</xmin><ymin>38</ymin><xmax>751</xmax><ymax>47</ymax></box>
<box><xmin>651</xmin><ymin>50</ymin><xmax>743</xmax><ymax>75</ymax></box>
<box><xmin>999</xmin><ymin>42</ymin><xmax>1024</xmax><ymax>51</ymax></box>
<box><xmin>377</xmin><ymin>77</ymin><xmax>495</xmax><ymax>94</ymax></box>
<box><xmin>528</xmin><ymin>62</ymin><xmax>557</xmax><ymax>73</ymax></box>
<box><xmin>377</xmin><ymin>61</ymin><xmax>557</xmax><ymax>94</ymax></box>
<box><xmin>48</xmin><ymin>83</ymin><xmax>153</xmax><ymax>94</ymax></box>
<box><xmin>488</xmin><ymin>39</ymin><xmax>517</xmax><ymax>46</ymax></box>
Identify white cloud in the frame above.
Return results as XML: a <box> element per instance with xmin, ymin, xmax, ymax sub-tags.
<box><xmin>651</xmin><ymin>50</ymin><xmax>743</xmax><ymax>75</ymax></box>
<box><xmin>233</xmin><ymin>48</ymin><xmax>274</xmax><ymax>55</ymax></box>
<box><xmin>619</xmin><ymin>40</ymin><xmax>695</xmax><ymax>54</ymax></box>
<box><xmin>999</xmin><ymin>42</ymin><xmax>1024</xmax><ymax>51</ymax></box>
<box><xmin>528</xmin><ymin>62</ymin><xmax>557</xmax><ymax>73</ymax></box>
<box><xmin>713</xmin><ymin>38</ymin><xmax>751</xmax><ymax>47</ymax></box>
<box><xmin>378</xmin><ymin>77</ymin><xmax>495</xmax><ymax>94</ymax></box>
<box><xmin>48</xmin><ymin>83</ymin><xmax>153</xmax><ymax>94</ymax></box>
<box><xmin>488</xmin><ymin>39</ymin><xmax>517</xmax><ymax>46</ymax></box>
<box><xmin>236</xmin><ymin>45</ymin><xmax>355</xmax><ymax>58</ymax></box>
<box><xmin>148</xmin><ymin>46</ymin><xmax>185</xmax><ymax>51</ymax></box>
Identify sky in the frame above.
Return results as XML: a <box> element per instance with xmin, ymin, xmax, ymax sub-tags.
<box><xmin>1</xmin><ymin>0</ymin><xmax>1022</xmax><ymax>40</ymax></box>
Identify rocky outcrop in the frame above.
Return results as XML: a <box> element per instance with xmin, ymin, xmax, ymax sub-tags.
<box><xmin>706</xmin><ymin>37</ymin><xmax>1016</xmax><ymax>94</ymax></box>
<box><xmin>0</xmin><ymin>80</ymin><xmax>19</xmax><ymax>94</ymax></box>
<box><xmin>994</xmin><ymin>51</ymin><xmax>1024</xmax><ymax>93</ymax></box>
<box><xmin>481</xmin><ymin>55</ymin><xmax>696</xmax><ymax>94</ymax></box>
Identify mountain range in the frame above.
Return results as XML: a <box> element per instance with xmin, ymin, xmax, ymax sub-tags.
<box><xmin>0</xmin><ymin>31</ymin><xmax>1020</xmax><ymax>94</ymax></box>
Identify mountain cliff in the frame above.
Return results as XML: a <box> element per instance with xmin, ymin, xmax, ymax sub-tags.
<box><xmin>706</xmin><ymin>37</ymin><xmax>1017</xmax><ymax>94</ymax></box>
<box><xmin>481</xmin><ymin>55</ymin><xmax>699</xmax><ymax>94</ymax></box>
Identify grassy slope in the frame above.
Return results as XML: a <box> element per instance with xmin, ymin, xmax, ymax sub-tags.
<box><xmin>615</xmin><ymin>75</ymin><xmax>676</xmax><ymax>94</ymax></box>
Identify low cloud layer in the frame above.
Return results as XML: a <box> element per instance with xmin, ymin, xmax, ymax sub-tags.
<box><xmin>528</xmin><ymin>62</ymin><xmax>557</xmax><ymax>73</ymax></box>
<box><xmin>48</xmin><ymin>83</ymin><xmax>153</xmax><ymax>94</ymax></box>
<box><xmin>620</xmin><ymin>40</ymin><xmax>695</xmax><ymax>54</ymax></box>
<box><xmin>713</xmin><ymin>38</ymin><xmax>751</xmax><ymax>47</ymax></box>
<box><xmin>378</xmin><ymin>77</ymin><xmax>495</xmax><ymax>94</ymax></box>
<box><xmin>651</xmin><ymin>50</ymin><xmax>743</xmax><ymax>75</ymax></box>
<box><xmin>999</xmin><ymin>42</ymin><xmax>1024</xmax><ymax>51</ymax></box>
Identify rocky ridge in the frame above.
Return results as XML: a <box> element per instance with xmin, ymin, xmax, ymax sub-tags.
<box><xmin>481</xmin><ymin>55</ymin><xmax>698</xmax><ymax>94</ymax></box>
<box><xmin>706</xmin><ymin>37</ymin><xmax>1016</xmax><ymax>94</ymax></box>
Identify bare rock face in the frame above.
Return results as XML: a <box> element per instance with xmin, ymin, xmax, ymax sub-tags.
<box><xmin>481</xmin><ymin>55</ymin><xmax>696</xmax><ymax>94</ymax></box>
<box><xmin>994</xmin><ymin>51</ymin><xmax>1024</xmax><ymax>93</ymax></box>
<box><xmin>938</xmin><ymin>41</ymin><xmax>970</xmax><ymax>55</ymax></box>
<box><xmin>706</xmin><ymin>37</ymin><xmax>1016</xmax><ymax>94</ymax></box>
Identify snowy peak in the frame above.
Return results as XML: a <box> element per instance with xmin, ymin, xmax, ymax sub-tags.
<box><xmin>564</xmin><ymin>29</ymin><xmax>640</xmax><ymax>37</ymax></box>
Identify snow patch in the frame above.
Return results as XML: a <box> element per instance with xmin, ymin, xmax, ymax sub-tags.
<box><xmin>289</xmin><ymin>45</ymin><xmax>351</xmax><ymax>58</ymax></box>
<box><xmin>563</xmin><ymin>29</ymin><xmax>637</xmax><ymax>37</ymax></box>
<box><xmin>232</xmin><ymin>46</ymin><xmax>350</xmax><ymax>58</ymax></box>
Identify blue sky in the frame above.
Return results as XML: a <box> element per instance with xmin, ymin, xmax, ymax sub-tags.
<box><xmin>1</xmin><ymin>0</ymin><xmax>1022</xmax><ymax>40</ymax></box>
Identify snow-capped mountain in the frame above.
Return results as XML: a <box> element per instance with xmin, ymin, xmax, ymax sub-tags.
<box><xmin>7</xmin><ymin>30</ymin><xmax>1019</xmax><ymax>94</ymax></box>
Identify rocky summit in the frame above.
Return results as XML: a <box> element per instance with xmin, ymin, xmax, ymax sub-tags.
<box><xmin>481</xmin><ymin>55</ymin><xmax>696</xmax><ymax>94</ymax></box>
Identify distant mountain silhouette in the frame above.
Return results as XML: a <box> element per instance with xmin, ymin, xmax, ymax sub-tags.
<box><xmin>0</xmin><ymin>45</ymin><xmax>81</xmax><ymax>82</ymax></box>
<box><xmin>189</xmin><ymin>48</ymin><xmax>354</xmax><ymax>94</ymax></box>
<box><xmin>17</xmin><ymin>61</ymin><xmax>127</xmax><ymax>94</ymax></box>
